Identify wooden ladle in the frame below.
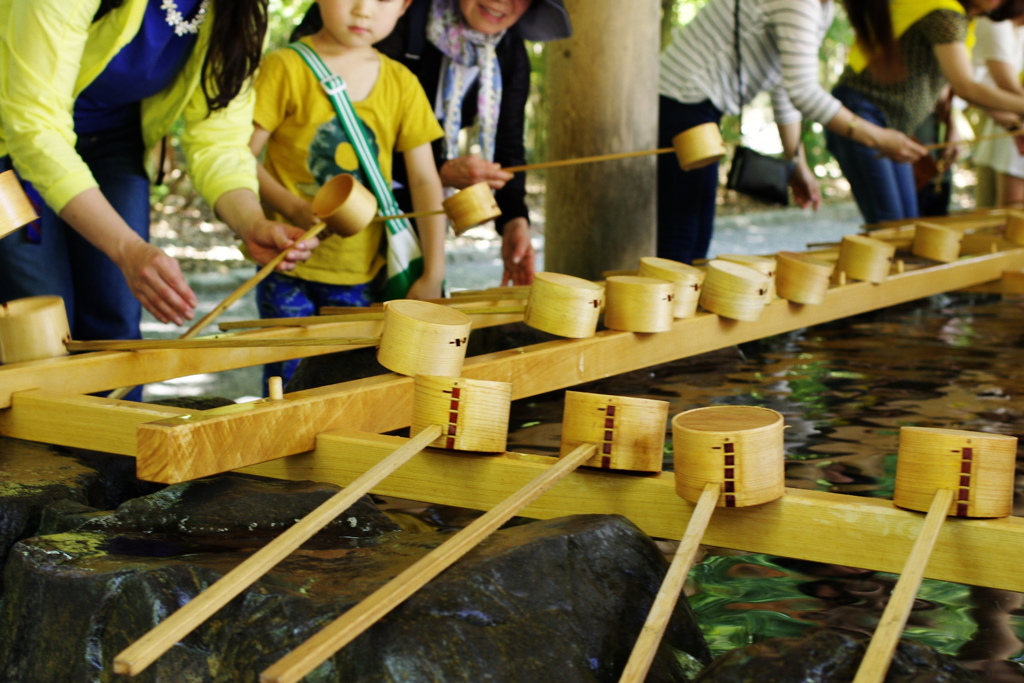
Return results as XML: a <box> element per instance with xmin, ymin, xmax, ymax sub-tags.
<box><xmin>112</xmin><ymin>374</ymin><xmax>512</xmax><ymax>676</ymax></box>
<box><xmin>853</xmin><ymin>426</ymin><xmax>1017</xmax><ymax>683</ymax></box>
<box><xmin>0</xmin><ymin>169</ymin><xmax>38</xmax><ymax>240</ymax></box>
<box><xmin>259</xmin><ymin>390</ymin><xmax>670</xmax><ymax>683</ymax></box>
<box><xmin>619</xmin><ymin>405</ymin><xmax>786</xmax><ymax>682</ymax></box>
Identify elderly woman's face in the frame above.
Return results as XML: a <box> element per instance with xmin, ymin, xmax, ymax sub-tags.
<box><xmin>459</xmin><ymin>0</ymin><xmax>534</xmax><ymax>35</ymax></box>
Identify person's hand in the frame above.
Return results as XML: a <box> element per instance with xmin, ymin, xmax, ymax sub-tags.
<box><xmin>440</xmin><ymin>155</ymin><xmax>514</xmax><ymax>190</ymax></box>
<box><xmin>789</xmin><ymin>163</ymin><xmax>821</xmax><ymax>211</ymax></box>
<box><xmin>874</xmin><ymin>129</ymin><xmax>928</xmax><ymax>164</ymax></box>
<box><xmin>500</xmin><ymin>218</ymin><xmax>535</xmax><ymax>286</ymax></box>
<box><xmin>237</xmin><ymin>217</ymin><xmax>320</xmax><ymax>272</ymax></box>
<box><xmin>116</xmin><ymin>239</ymin><xmax>198</xmax><ymax>325</ymax></box>
<box><xmin>405</xmin><ymin>273</ymin><xmax>443</xmax><ymax>301</ymax></box>
<box><xmin>287</xmin><ymin>200</ymin><xmax>320</xmax><ymax>230</ymax></box>
<box><xmin>989</xmin><ymin>110</ymin><xmax>1021</xmax><ymax>133</ymax></box>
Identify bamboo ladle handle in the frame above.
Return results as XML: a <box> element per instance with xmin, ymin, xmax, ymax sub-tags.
<box><xmin>112</xmin><ymin>424</ymin><xmax>444</xmax><ymax>677</ymax></box>
<box><xmin>923</xmin><ymin>128</ymin><xmax>1024</xmax><ymax>151</ymax></box>
<box><xmin>259</xmin><ymin>442</ymin><xmax>599</xmax><ymax>683</ymax></box>
<box><xmin>618</xmin><ymin>481</ymin><xmax>720</xmax><ymax>683</ymax></box>
<box><xmin>105</xmin><ymin>222</ymin><xmax>327</xmax><ymax>400</ymax></box>
<box><xmin>503</xmin><ymin>147</ymin><xmax>675</xmax><ymax>174</ymax></box>
<box><xmin>853</xmin><ymin>487</ymin><xmax>955</xmax><ymax>683</ymax></box>
<box><xmin>215</xmin><ymin>304</ymin><xmax>526</xmax><ymax>330</ymax></box>
<box><xmin>67</xmin><ymin>335</ymin><xmax>381</xmax><ymax>352</ymax></box>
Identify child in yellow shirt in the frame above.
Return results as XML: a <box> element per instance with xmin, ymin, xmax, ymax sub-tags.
<box><xmin>251</xmin><ymin>0</ymin><xmax>446</xmax><ymax>384</ymax></box>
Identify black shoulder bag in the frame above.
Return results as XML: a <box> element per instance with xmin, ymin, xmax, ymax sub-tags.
<box><xmin>724</xmin><ymin>0</ymin><xmax>796</xmax><ymax>206</ymax></box>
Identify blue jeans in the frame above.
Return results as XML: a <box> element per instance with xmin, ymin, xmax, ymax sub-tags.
<box><xmin>256</xmin><ymin>271</ymin><xmax>377</xmax><ymax>391</ymax></box>
<box><xmin>0</xmin><ymin>126</ymin><xmax>149</xmax><ymax>343</ymax></box>
<box><xmin>657</xmin><ymin>97</ymin><xmax>723</xmax><ymax>264</ymax></box>
<box><xmin>826</xmin><ymin>85</ymin><xmax>919</xmax><ymax>224</ymax></box>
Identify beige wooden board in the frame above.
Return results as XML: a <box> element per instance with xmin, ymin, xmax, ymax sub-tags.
<box><xmin>135</xmin><ymin>250</ymin><xmax>1024</xmax><ymax>483</ymax></box>
<box><xmin>241</xmin><ymin>429</ymin><xmax>1024</xmax><ymax>593</ymax></box>
<box><xmin>0</xmin><ymin>313</ymin><xmax>522</xmax><ymax>409</ymax></box>
<box><xmin>0</xmin><ymin>390</ymin><xmax>190</xmax><ymax>456</ymax></box>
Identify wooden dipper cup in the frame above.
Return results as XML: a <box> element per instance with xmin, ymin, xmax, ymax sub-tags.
<box><xmin>260</xmin><ymin>390</ymin><xmax>669</xmax><ymax>683</ymax></box>
<box><xmin>620</xmin><ymin>405</ymin><xmax>785</xmax><ymax>682</ymax></box>
<box><xmin>719</xmin><ymin>253</ymin><xmax>777</xmax><ymax>303</ymax></box>
<box><xmin>672</xmin><ymin>122</ymin><xmax>727</xmax><ymax>171</ymax></box>
<box><xmin>559</xmin><ymin>390</ymin><xmax>670</xmax><ymax>473</ymax></box>
<box><xmin>1004</xmin><ymin>210</ymin><xmax>1024</xmax><ymax>246</ymax></box>
<box><xmin>310</xmin><ymin>173</ymin><xmax>378</xmax><ymax>237</ymax></box>
<box><xmin>442</xmin><ymin>182</ymin><xmax>501</xmax><ymax>235</ymax></box>
<box><xmin>411</xmin><ymin>375</ymin><xmax>512</xmax><ymax>453</ymax></box>
<box><xmin>113</xmin><ymin>374</ymin><xmax>512</xmax><ymax>677</ymax></box>
<box><xmin>0</xmin><ymin>169</ymin><xmax>38</xmax><ymax>240</ymax></box>
<box><xmin>377</xmin><ymin>299</ymin><xmax>473</xmax><ymax>378</ymax></box>
<box><xmin>0</xmin><ymin>296</ymin><xmax>71</xmax><ymax>365</ymax></box>
<box><xmin>833</xmin><ymin>234</ymin><xmax>896</xmax><ymax>284</ymax></box>
<box><xmin>699</xmin><ymin>259</ymin><xmax>771</xmax><ymax>321</ymax></box>
<box><xmin>604</xmin><ymin>275</ymin><xmax>676</xmax><ymax>333</ymax></box>
<box><xmin>638</xmin><ymin>257</ymin><xmax>705</xmax><ymax>319</ymax></box>
<box><xmin>523</xmin><ymin>271</ymin><xmax>605</xmax><ymax>338</ymax></box>
<box><xmin>775</xmin><ymin>251</ymin><xmax>835</xmax><ymax>305</ymax></box>
<box><xmin>911</xmin><ymin>221</ymin><xmax>962</xmax><ymax>263</ymax></box>
<box><xmin>853</xmin><ymin>426</ymin><xmax>1017</xmax><ymax>683</ymax></box>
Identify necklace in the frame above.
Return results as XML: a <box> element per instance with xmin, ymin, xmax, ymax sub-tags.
<box><xmin>161</xmin><ymin>0</ymin><xmax>210</xmax><ymax>36</ymax></box>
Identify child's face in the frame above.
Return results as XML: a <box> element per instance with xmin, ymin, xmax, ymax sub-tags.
<box><xmin>317</xmin><ymin>0</ymin><xmax>412</xmax><ymax>48</ymax></box>
<box><xmin>458</xmin><ymin>0</ymin><xmax>534</xmax><ymax>36</ymax></box>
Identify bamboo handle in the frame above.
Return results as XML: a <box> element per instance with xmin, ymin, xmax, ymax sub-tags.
<box><xmin>373</xmin><ymin>208</ymin><xmax>444</xmax><ymax>223</ymax></box>
<box><xmin>503</xmin><ymin>147</ymin><xmax>675</xmax><ymax>174</ymax></box>
<box><xmin>924</xmin><ymin>129</ymin><xmax>1024</xmax><ymax>151</ymax></box>
<box><xmin>183</xmin><ymin>222</ymin><xmax>328</xmax><ymax>339</ymax></box>
<box><xmin>68</xmin><ymin>336</ymin><xmax>380</xmax><ymax>352</ymax></box>
<box><xmin>853</xmin><ymin>487</ymin><xmax>955</xmax><ymax>683</ymax></box>
<box><xmin>105</xmin><ymin>222</ymin><xmax>327</xmax><ymax>400</ymax></box>
<box><xmin>618</xmin><ymin>482</ymin><xmax>720</xmax><ymax>683</ymax></box>
<box><xmin>113</xmin><ymin>424</ymin><xmax>444</xmax><ymax>677</ymax></box>
<box><xmin>259</xmin><ymin>442</ymin><xmax>599</xmax><ymax>683</ymax></box>
<box><xmin>218</xmin><ymin>304</ymin><xmax>526</xmax><ymax>331</ymax></box>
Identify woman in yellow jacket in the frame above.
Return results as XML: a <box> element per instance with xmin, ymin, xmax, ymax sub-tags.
<box><xmin>0</xmin><ymin>0</ymin><xmax>318</xmax><ymax>365</ymax></box>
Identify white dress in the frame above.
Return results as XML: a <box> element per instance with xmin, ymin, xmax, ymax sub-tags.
<box><xmin>973</xmin><ymin>17</ymin><xmax>1024</xmax><ymax>178</ymax></box>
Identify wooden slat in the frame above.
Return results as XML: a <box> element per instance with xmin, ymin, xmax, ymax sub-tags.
<box><xmin>0</xmin><ymin>313</ymin><xmax>523</xmax><ymax>409</ymax></box>
<box><xmin>0</xmin><ymin>390</ymin><xmax>191</xmax><ymax>455</ymax></box>
<box><xmin>137</xmin><ymin>250</ymin><xmax>1024</xmax><ymax>483</ymax></box>
<box><xmin>241</xmin><ymin>430</ymin><xmax>1024</xmax><ymax>594</ymax></box>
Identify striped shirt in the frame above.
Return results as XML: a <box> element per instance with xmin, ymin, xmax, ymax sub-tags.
<box><xmin>659</xmin><ymin>0</ymin><xmax>841</xmax><ymax>126</ymax></box>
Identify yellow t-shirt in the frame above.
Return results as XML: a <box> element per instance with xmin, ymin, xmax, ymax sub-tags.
<box><xmin>254</xmin><ymin>42</ymin><xmax>443</xmax><ymax>285</ymax></box>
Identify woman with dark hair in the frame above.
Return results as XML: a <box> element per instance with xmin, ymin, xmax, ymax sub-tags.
<box><xmin>0</xmin><ymin>0</ymin><xmax>318</xmax><ymax>355</ymax></box>
<box><xmin>827</xmin><ymin>0</ymin><xmax>1024</xmax><ymax>223</ymax></box>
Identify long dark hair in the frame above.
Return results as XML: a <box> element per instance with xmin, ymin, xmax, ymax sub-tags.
<box><xmin>842</xmin><ymin>0</ymin><xmax>903</xmax><ymax>82</ymax></box>
<box><xmin>93</xmin><ymin>0</ymin><xmax>267</xmax><ymax>113</ymax></box>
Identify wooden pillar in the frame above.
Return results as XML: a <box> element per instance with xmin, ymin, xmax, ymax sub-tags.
<box><xmin>544</xmin><ymin>0</ymin><xmax>660</xmax><ymax>280</ymax></box>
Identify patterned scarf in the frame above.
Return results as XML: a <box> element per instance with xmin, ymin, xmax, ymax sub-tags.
<box><xmin>426</xmin><ymin>0</ymin><xmax>504</xmax><ymax>162</ymax></box>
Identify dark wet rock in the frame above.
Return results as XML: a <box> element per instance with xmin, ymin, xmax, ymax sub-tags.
<box><xmin>148</xmin><ymin>395</ymin><xmax>236</xmax><ymax>411</ymax></box>
<box><xmin>0</xmin><ymin>510</ymin><xmax>709</xmax><ymax>682</ymax></box>
<box><xmin>695</xmin><ymin>629</ymin><xmax>981</xmax><ymax>682</ymax></box>
<box><xmin>70</xmin><ymin>449</ymin><xmax>164</xmax><ymax>509</ymax></box>
<box><xmin>0</xmin><ymin>439</ymin><xmax>99</xmax><ymax>588</ymax></box>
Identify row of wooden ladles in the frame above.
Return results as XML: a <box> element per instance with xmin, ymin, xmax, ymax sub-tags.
<box><xmin>0</xmin><ymin>214</ymin><xmax>985</xmax><ymax>368</ymax></box>
<box><xmin>110</xmin><ymin>368</ymin><xmax>1018</xmax><ymax>683</ymax></box>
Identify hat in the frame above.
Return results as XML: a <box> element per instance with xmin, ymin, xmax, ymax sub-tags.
<box><xmin>516</xmin><ymin>0</ymin><xmax>572</xmax><ymax>42</ymax></box>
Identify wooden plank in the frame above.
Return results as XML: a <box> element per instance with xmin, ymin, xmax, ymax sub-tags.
<box><xmin>137</xmin><ymin>249</ymin><xmax>1024</xmax><ymax>483</ymax></box>
<box><xmin>0</xmin><ymin>313</ymin><xmax>523</xmax><ymax>409</ymax></box>
<box><xmin>0</xmin><ymin>390</ymin><xmax>191</xmax><ymax>455</ymax></box>
<box><xmin>241</xmin><ymin>430</ymin><xmax>1024</xmax><ymax>593</ymax></box>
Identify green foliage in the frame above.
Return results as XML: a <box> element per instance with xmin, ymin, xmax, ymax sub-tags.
<box><xmin>267</xmin><ymin>0</ymin><xmax>313</xmax><ymax>50</ymax></box>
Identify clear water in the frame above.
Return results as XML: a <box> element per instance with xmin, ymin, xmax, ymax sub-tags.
<box><xmin>504</xmin><ymin>292</ymin><xmax>1024</xmax><ymax>677</ymax></box>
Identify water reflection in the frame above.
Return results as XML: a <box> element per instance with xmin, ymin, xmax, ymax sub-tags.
<box><xmin>503</xmin><ymin>293</ymin><xmax>1024</xmax><ymax>678</ymax></box>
